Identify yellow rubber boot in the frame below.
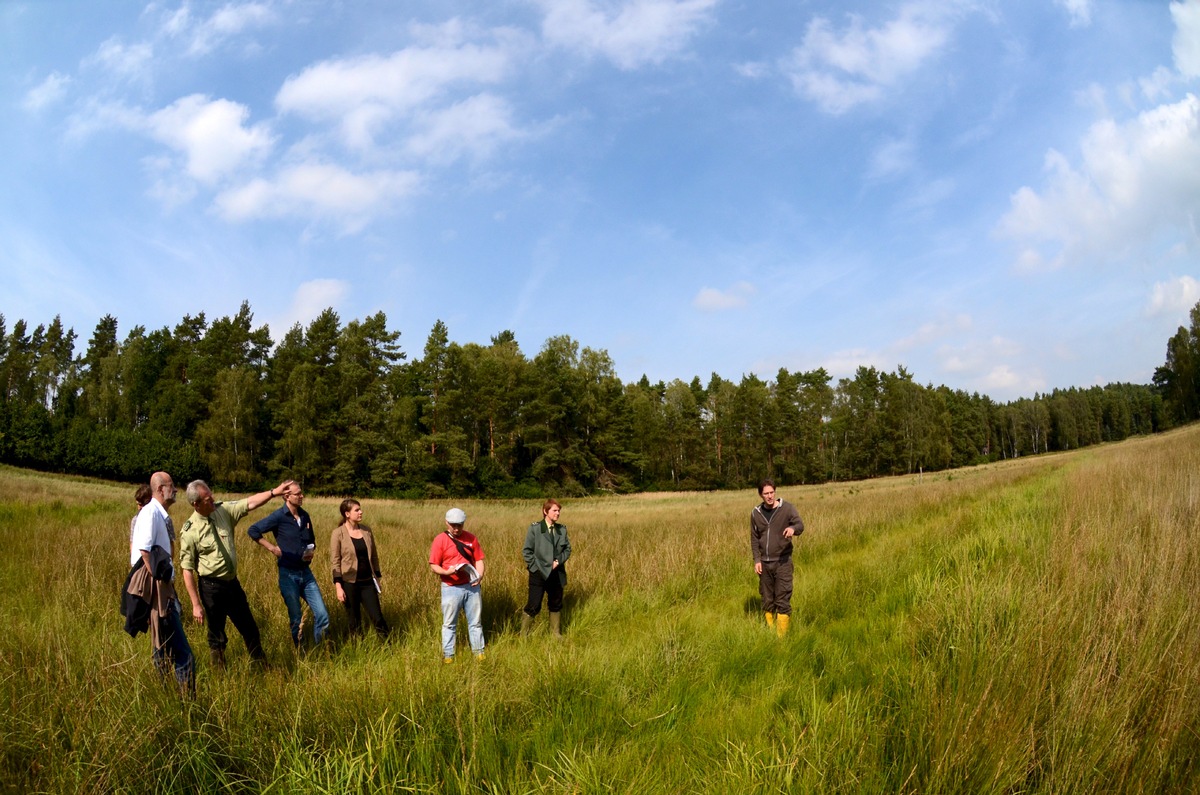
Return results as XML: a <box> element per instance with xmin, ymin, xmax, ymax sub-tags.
<box><xmin>776</xmin><ymin>614</ymin><xmax>791</xmax><ymax>637</ymax></box>
<box><xmin>764</xmin><ymin>612</ymin><xmax>776</xmax><ymax>629</ymax></box>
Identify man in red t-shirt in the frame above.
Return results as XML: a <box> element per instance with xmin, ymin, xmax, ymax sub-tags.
<box><xmin>429</xmin><ymin>507</ymin><xmax>486</xmax><ymax>662</ymax></box>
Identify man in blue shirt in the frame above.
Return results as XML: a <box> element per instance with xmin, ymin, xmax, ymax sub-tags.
<box><xmin>248</xmin><ymin>483</ymin><xmax>330</xmax><ymax>648</ymax></box>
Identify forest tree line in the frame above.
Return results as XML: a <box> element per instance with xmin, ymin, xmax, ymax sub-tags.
<box><xmin>0</xmin><ymin>299</ymin><xmax>1187</xmax><ymax>497</ymax></box>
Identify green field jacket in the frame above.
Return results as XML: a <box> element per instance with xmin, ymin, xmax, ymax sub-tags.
<box><xmin>523</xmin><ymin>520</ymin><xmax>571</xmax><ymax>584</ymax></box>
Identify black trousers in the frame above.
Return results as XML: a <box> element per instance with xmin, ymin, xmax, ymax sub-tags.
<box><xmin>198</xmin><ymin>576</ymin><xmax>265</xmax><ymax>660</ymax></box>
<box><xmin>344</xmin><ymin>580</ymin><xmax>389</xmax><ymax>638</ymax></box>
<box><xmin>758</xmin><ymin>558</ymin><xmax>794</xmax><ymax>616</ymax></box>
<box><xmin>524</xmin><ymin>569</ymin><xmax>564</xmax><ymax>617</ymax></box>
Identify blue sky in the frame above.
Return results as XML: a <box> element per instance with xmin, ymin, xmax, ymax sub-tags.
<box><xmin>3</xmin><ymin>0</ymin><xmax>1199</xmax><ymax>401</ymax></box>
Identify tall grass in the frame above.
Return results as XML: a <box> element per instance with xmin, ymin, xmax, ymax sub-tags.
<box><xmin>1</xmin><ymin>428</ymin><xmax>1198</xmax><ymax>792</ymax></box>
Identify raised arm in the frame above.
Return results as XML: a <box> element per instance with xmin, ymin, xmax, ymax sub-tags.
<box><xmin>246</xmin><ymin>479</ymin><xmax>294</xmax><ymax>512</ymax></box>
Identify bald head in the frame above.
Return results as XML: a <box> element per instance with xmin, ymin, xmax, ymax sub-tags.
<box><xmin>150</xmin><ymin>471</ymin><xmax>177</xmax><ymax>507</ymax></box>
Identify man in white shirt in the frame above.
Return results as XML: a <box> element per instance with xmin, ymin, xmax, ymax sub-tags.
<box><xmin>130</xmin><ymin>471</ymin><xmax>194</xmax><ymax>693</ymax></box>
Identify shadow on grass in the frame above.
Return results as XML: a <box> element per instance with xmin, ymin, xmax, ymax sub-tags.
<box><xmin>742</xmin><ymin>593</ymin><xmax>765</xmax><ymax>617</ymax></box>
<box><xmin>485</xmin><ymin>582</ymin><xmax>595</xmax><ymax>636</ymax></box>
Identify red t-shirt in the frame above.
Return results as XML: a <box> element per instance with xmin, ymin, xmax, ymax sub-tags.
<box><xmin>429</xmin><ymin>530</ymin><xmax>485</xmax><ymax>586</ymax></box>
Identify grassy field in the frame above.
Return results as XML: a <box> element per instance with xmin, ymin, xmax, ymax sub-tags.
<box><xmin>2</xmin><ymin>425</ymin><xmax>1199</xmax><ymax>793</ymax></box>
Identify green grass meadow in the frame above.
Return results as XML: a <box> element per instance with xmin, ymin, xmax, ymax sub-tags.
<box><xmin>2</xmin><ymin>426</ymin><xmax>1200</xmax><ymax>793</ymax></box>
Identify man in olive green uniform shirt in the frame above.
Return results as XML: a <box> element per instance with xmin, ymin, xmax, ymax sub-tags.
<box><xmin>179</xmin><ymin>478</ymin><xmax>292</xmax><ymax>669</ymax></box>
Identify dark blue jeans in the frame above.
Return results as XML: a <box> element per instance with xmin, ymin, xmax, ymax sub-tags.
<box><xmin>153</xmin><ymin>599</ymin><xmax>195</xmax><ymax>695</ymax></box>
<box><xmin>278</xmin><ymin>566</ymin><xmax>330</xmax><ymax>646</ymax></box>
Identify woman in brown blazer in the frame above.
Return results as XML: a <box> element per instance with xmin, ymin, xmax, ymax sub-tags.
<box><xmin>330</xmin><ymin>498</ymin><xmax>390</xmax><ymax>639</ymax></box>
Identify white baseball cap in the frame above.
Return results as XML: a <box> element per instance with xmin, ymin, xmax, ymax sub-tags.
<box><xmin>445</xmin><ymin>507</ymin><xmax>467</xmax><ymax>524</ymax></box>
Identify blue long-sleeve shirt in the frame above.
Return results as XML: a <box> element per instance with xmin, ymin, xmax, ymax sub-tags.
<box><xmin>248</xmin><ymin>505</ymin><xmax>316</xmax><ymax>570</ymax></box>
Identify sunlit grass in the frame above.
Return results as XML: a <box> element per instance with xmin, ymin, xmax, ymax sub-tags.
<box><xmin>1</xmin><ymin>428</ymin><xmax>1199</xmax><ymax>792</ymax></box>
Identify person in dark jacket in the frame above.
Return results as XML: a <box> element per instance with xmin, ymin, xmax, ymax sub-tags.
<box><xmin>520</xmin><ymin>498</ymin><xmax>572</xmax><ymax>637</ymax></box>
<box><xmin>750</xmin><ymin>479</ymin><xmax>804</xmax><ymax>636</ymax></box>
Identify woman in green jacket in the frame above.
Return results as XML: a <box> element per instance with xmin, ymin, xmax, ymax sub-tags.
<box><xmin>521</xmin><ymin>498</ymin><xmax>571</xmax><ymax>636</ymax></box>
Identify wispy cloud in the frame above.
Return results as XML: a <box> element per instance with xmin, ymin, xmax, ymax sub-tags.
<box><xmin>1055</xmin><ymin>0</ymin><xmax>1093</xmax><ymax>28</ymax></box>
<box><xmin>866</xmin><ymin>135</ymin><xmax>916</xmax><ymax>180</ymax></box>
<box><xmin>782</xmin><ymin>3</ymin><xmax>956</xmax><ymax>115</ymax></box>
<box><xmin>23</xmin><ymin>72</ymin><xmax>71</xmax><ymax>113</ymax></box>
<box><xmin>978</xmin><ymin>364</ymin><xmax>1045</xmax><ymax>394</ymax></box>
<box><xmin>275</xmin><ymin>20</ymin><xmax>519</xmax><ymax>151</ymax></box>
<box><xmin>894</xmin><ymin>314</ymin><xmax>971</xmax><ymax>352</ymax></box>
<box><xmin>83</xmin><ymin>36</ymin><xmax>154</xmax><ymax>80</ymax></box>
<box><xmin>404</xmin><ymin>93</ymin><xmax>526</xmax><ymax>164</ymax></box>
<box><xmin>694</xmin><ymin>281</ymin><xmax>755</xmax><ymax>311</ymax></box>
<box><xmin>159</xmin><ymin>1</ymin><xmax>277</xmax><ymax>56</ymax></box>
<box><xmin>214</xmin><ymin>162</ymin><xmax>422</xmax><ymax>232</ymax></box>
<box><xmin>535</xmin><ymin>0</ymin><xmax>717</xmax><ymax>70</ymax></box>
<box><xmin>938</xmin><ymin>335</ymin><xmax>1021</xmax><ymax>375</ymax></box>
<box><xmin>268</xmin><ymin>278</ymin><xmax>352</xmax><ymax>337</ymax></box>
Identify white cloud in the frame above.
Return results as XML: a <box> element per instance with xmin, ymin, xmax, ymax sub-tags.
<box><xmin>536</xmin><ymin>0</ymin><xmax>718</xmax><ymax>70</ymax></box>
<box><xmin>1138</xmin><ymin>66</ymin><xmax>1176</xmax><ymax>102</ymax></box>
<box><xmin>405</xmin><ymin>93</ymin><xmax>524</xmax><ymax>164</ymax></box>
<box><xmin>1147</xmin><ymin>275</ymin><xmax>1200</xmax><ymax>316</ymax></box>
<box><xmin>866</xmin><ymin>135</ymin><xmax>915</xmax><ymax>180</ymax></box>
<box><xmin>894</xmin><ymin>314</ymin><xmax>971</xmax><ymax>351</ymax></box>
<box><xmin>144</xmin><ymin>154</ymin><xmax>198</xmax><ymax>207</ymax></box>
<box><xmin>64</xmin><ymin>98</ymin><xmax>145</xmax><ymax>140</ymax></box>
<box><xmin>276</xmin><ymin>21</ymin><xmax>518</xmax><ymax>150</ymax></box>
<box><xmin>973</xmin><ymin>363</ymin><xmax>1045</xmax><ymax>396</ymax></box>
<box><xmin>820</xmin><ymin>347</ymin><xmax>887</xmax><ymax>378</ymax></box>
<box><xmin>1173</xmin><ymin>0</ymin><xmax>1200</xmax><ymax>78</ymax></box>
<box><xmin>1055</xmin><ymin>0</ymin><xmax>1092</xmax><ymax>28</ymax></box>
<box><xmin>898</xmin><ymin>176</ymin><xmax>956</xmax><ymax>214</ymax></box>
<box><xmin>938</xmin><ymin>335</ymin><xmax>1021</xmax><ymax>375</ymax></box>
<box><xmin>269</xmin><ymin>279</ymin><xmax>352</xmax><ymax>337</ymax></box>
<box><xmin>782</xmin><ymin>3</ymin><xmax>955</xmax><ymax>115</ymax></box>
<box><xmin>146</xmin><ymin>94</ymin><xmax>275</xmax><ymax>185</ymax></box>
<box><xmin>996</xmin><ymin>94</ymin><xmax>1200</xmax><ymax>271</ymax></box>
<box><xmin>189</xmin><ymin>2</ymin><xmax>275</xmax><ymax>55</ymax></box>
<box><xmin>84</xmin><ymin>36</ymin><xmax>154</xmax><ymax>79</ymax></box>
<box><xmin>734</xmin><ymin>61</ymin><xmax>769</xmax><ymax>79</ymax></box>
<box><xmin>214</xmin><ymin>162</ymin><xmax>421</xmax><ymax>231</ymax></box>
<box><xmin>693</xmin><ymin>281</ymin><xmax>755</xmax><ymax>311</ymax></box>
<box><xmin>156</xmin><ymin>1</ymin><xmax>276</xmax><ymax>56</ymax></box>
<box><xmin>796</xmin><ymin>316</ymin><xmax>975</xmax><ymax>381</ymax></box>
<box><xmin>23</xmin><ymin>72</ymin><xmax>70</xmax><ymax>112</ymax></box>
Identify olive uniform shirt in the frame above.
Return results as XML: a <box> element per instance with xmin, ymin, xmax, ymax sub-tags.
<box><xmin>178</xmin><ymin>498</ymin><xmax>251</xmax><ymax>581</ymax></box>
